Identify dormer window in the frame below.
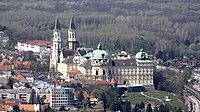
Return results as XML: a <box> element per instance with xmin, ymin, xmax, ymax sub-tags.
<box><xmin>102</xmin><ymin>54</ymin><xmax>105</xmax><ymax>58</ymax></box>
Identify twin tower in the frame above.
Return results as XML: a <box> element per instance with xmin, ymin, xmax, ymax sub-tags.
<box><xmin>50</xmin><ymin>16</ymin><xmax>79</xmax><ymax>70</ymax></box>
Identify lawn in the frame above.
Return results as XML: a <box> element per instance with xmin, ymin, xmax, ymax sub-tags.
<box><xmin>123</xmin><ymin>91</ymin><xmax>185</xmax><ymax>109</ymax></box>
<box><xmin>144</xmin><ymin>91</ymin><xmax>185</xmax><ymax>109</ymax></box>
<box><xmin>123</xmin><ymin>92</ymin><xmax>162</xmax><ymax>105</ymax></box>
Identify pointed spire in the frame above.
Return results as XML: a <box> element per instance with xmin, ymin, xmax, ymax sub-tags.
<box><xmin>69</xmin><ymin>16</ymin><xmax>76</xmax><ymax>30</ymax></box>
<box><xmin>97</xmin><ymin>43</ymin><xmax>102</xmax><ymax>50</ymax></box>
<box><xmin>54</xmin><ymin>17</ymin><xmax>61</xmax><ymax>30</ymax></box>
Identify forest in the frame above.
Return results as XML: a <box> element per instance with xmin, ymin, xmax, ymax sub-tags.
<box><xmin>0</xmin><ymin>0</ymin><xmax>200</xmax><ymax>60</ymax></box>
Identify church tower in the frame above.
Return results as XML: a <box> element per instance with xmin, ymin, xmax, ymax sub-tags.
<box><xmin>67</xmin><ymin>16</ymin><xmax>79</xmax><ymax>50</ymax></box>
<box><xmin>50</xmin><ymin>17</ymin><xmax>62</xmax><ymax>71</ymax></box>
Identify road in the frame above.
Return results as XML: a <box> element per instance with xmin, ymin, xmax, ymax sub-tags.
<box><xmin>188</xmin><ymin>95</ymin><xmax>200</xmax><ymax>112</ymax></box>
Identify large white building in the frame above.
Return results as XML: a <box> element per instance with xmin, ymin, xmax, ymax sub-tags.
<box><xmin>50</xmin><ymin>86</ymin><xmax>75</xmax><ymax>108</ymax></box>
<box><xmin>16</xmin><ymin>40</ymin><xmax>52</xmax><ymax>54</ymax></box>
<box><xmin>76</xmin><ymin>45</ymin><xmax>155</xmax><ymax>90</ymax></box>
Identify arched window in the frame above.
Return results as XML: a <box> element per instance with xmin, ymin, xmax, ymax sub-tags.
<box><xmin>103</xmin><ymin>70</ymin><xmax>105</xmax><ymax>75</ymax></box>
<box><xmin>96</xmin><ymin>70</ymin><xmax>98</xmax><ymax>75</ymax></box>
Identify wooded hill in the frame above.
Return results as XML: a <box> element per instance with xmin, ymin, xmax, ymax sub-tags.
<box><xmin>1</xmin><ymin>0</ymin><xmax>200</xmax><ymax>60</ymax></box>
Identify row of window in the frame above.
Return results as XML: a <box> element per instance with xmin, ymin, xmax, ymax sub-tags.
<box><xmin>117</xmin><ymin>80</ymin><xmax>153</xmax><ymax>84</ymax></box>
<box><xmin>116</xmin><ymin>76</ymin><xmax>153</xmax><ymax>80</ymax></box>
<box><xmin>52</xmin><ymin>97</ymin><xmax>74</xmax><ymax>100</ymax></box>
<box><xmin>20</xmin><ymin>44</ymin><xmax>35</xmax><ymax>48</ymax></box>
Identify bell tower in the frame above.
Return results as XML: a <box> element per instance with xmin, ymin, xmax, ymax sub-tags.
<box><xmin>50</xmin><ymin>17</ymin><xmax>62</xmax><ymax>70</ymax></box>
<box><xmin>67</xmin><ymin>16</ymin><xmax>78</xmax><ymax>50</ymax></box>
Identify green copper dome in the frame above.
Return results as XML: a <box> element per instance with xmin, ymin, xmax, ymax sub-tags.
<box><xmin>135</xmin><ymin>49</ymin><xmax>148</xmax><ymax>60</ymax></box>
<box><xmin>90</xmin><ymin>44</ymin><xmax>109</xmax><ymax>60</ymax></box>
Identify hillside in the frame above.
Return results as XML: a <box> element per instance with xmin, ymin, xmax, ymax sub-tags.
<box><xmin>0</xmin><ymin>0</ymin><xmax>200</xmax><ymax>60</ymax></box>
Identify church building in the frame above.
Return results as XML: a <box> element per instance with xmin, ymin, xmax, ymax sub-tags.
<box><xmin>49</xmin><ymin>17</ymin><xmax>155</xmax><ymax>90</ymax></box>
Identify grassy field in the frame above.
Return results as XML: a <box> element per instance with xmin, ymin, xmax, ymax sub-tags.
<box><xmin>144</xmin><ymin>91</ymin><xmax>184</xmax><ymax>109</ymax></box>
<box><xmin>123</xmin><ymin>91</ymin><xmax>185</xmax><ymax>109</ymax></box>
<box><xmin>123</xmin><ymin>92</ymin><xmax>163</xmax><ymax>105</ymax></box>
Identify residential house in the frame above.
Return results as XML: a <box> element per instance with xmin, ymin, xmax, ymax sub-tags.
<box><xmin>0</xmin><ymin>66</ymin><xmax>11</xmax><ymax>78</ymax></box>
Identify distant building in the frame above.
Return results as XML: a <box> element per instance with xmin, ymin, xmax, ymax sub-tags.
<box><xmin>0</xmin><ymin>31</ymin><xmax>9</xmax><ymax>45</ymax></box>
<box><xmin>0</xmin><ymin>66</ymin><xmax>11</xmax><ymax>78</ymax></box>
<box><xmin>0</xmin><ymin>89</ymin><xmax>32</xmax><ymax>103</ymax></box>
<box><xmin>16</xmin><ymin>40</ymin><xmax>52</xmax><ymax>54</ymax></box>
<box><xmin>50</xmin><ymin>86</ymin><xmax>75</xmax><ymax>108</ymax></box>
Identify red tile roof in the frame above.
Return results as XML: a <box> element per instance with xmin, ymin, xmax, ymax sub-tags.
<box><xmin>113</xmin><ymin>59</ymin><xmax>136</xmax><ymax>66</ymax></box>
<box><xmin>20</xmin><ymin>104</ymin><xmax>35</xmax><ymax>112</ymax></box>
<box><xmin>0</xmin><ymin>66</ymin><xmax>11</xmax><ymax>71</ymax></box>
<box><xmin>96</xmin><ymin>80</ymin><xmax>109</xmax><ymax>85</ymax></box>
<box><xmin>12</xmin><ymin>61</ymin><xmax>31</xmax><ymax>69</ymax></box>
<box><xmin>68</xmin><ymin>69</ymin><xmax>79</xmax><ymax>78</ymax></box>
<box><xmin>0</xmin><ymin>105</ymin><xmax>11</xmax><ymax>111</ymax></box>
<box><xmin>13</xmin><ymin>61</ymin><xmax>21</xmax><ymax>66</ymax></box>
<box><xmin>25</xmin><ymin>40</ymin><xmax>52</xmax><ymax>47</ymax></box>
<box><xmin>22</xmin><ymin>61</ymin><xmax>31</xmax><ymax>69</ymax></box>
<box><xmin>15</xmin><ymin>74</ymin><xmax>24</xmax><ymax>80</ymax></box>
<box><xmin>110</xmin><ymin>77</ymin><xmax>117</xmax><ymax>84</ymax></box>
<box><xmin>3</xmin><ymin>102</ymin><xmax>18</xmax><ymax>107</ymax></box>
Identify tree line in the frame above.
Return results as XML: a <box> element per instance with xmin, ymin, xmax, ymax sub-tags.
<box><xmin>0</xmin><ymin>0</ymin><xmax>200</xmax><ymax>60</ymax></box>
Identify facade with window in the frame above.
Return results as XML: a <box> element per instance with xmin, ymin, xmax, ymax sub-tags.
<box><xmin>76</xmin><ymin>45</ymin><xmax>155</xmax><ymax>90</ymax></box>
<box><xmin>16</xmin><ymin>40</ymin><xmax>52</xmax><ymax>54</ymax></box>
<box><xmin>50</xmin><ymin>86</ymin><xmax>75</xmax><ymax>108</ymax></box>
<box><xmin>0</xmin><ymin>89</ymin><xmax>31</xmax><ymax>103</ymax></box>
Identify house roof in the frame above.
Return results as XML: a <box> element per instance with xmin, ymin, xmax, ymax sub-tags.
<box><xmin>68</xmin><ymin>69</ymin><xmax>79</xmax><ymax>78</ymax></box>
<box><xmin>110</xmin><ymin>77</ymin><xmax>117</xmax><ymax>84</ymax></box>
<box><xmin>62</xmin><ymin>57</ymin><xmax>74</xmax><ymax>64</ymax></box>
<box><xmin>62</xmin><ymin>49</ymin><xmax>76</xmax><ymax>58</ymax></box>
<box><xmin>15</xmin><ymin>74</ymin><xmax>24</xmax><ymax>80</ymax></box>
<box><xmin>0</xmin><ymin>66</ymin><xmax>11</xmax><ymax>71</ymax></box>
<box><xmin>20</xmin><ymin>104</ymin><xmax>34</xmax><ymax>111</ymax></box>
<box><xmin>112</xmin><ymin>59</ymin><xmax>136</xmax><ymax>66</ymax></box>
<box><xmin>3</xmin><ymin>102</ymin><xmax>18</xmax><ymax>107</ymax></box>
<box><xmin>96</xmin><ymin>80</ymin><xmax>109</xmax><ymax>85</ymax></box>
<box><xmin>24</xmin><ymin>40</ymin><xmax>52</xmax><ymax>47</ymax></box>
<box><xmin>0</xmin><ymin>77</ymin><xmax>8</xmax><ymax>84</ymax></box>
<box><xmin>79</xmin><ymin>61</ymin><xmax>91</xmax><ymax>67</ymax></box>
<box><xmin>22</xmin><ymin>61</ymin><xmax>31</xmax><ymax>69</ymax></box>
<box><xmin>0</xmin><ymin>104</ymin><xmax>11</xmax><ymax>111</ymax></box>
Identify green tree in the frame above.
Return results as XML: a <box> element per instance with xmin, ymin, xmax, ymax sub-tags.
<box><xmin>13</xmin><ymin>105</ymin><xmax>20</xmax><ymax>112</ymax></box>
<box><xmin>139</xmin><ymin>101</ymin><xmax>145</xmax><ymax>109</ymax></box>
<box><xmin>110</xmin><ymin>100</ymin><xmax>122</xmax><ymax>112</ymax></box>
<box><xmin>122</xmin><ymin>101</ymin><xmax>131</xmax><ymax>112</ymax></box>
<box><xmin>132</xmin><ymin>103</ymin><xmax>140</xmax><ymax>112</ymax></box>
<box><xmin>77</xmin><ymin>89</ymin><xmax>84</xmax><ymax>102</ymax></box>
<box><xmin>44</xmin><ymin>105</ymin><xmax>51</xmax><ymax>112</ymax></box>
<box><xmin>146</xmin><ymin>103</ymin><xmax>153</xmax><ymax>112</ymax></box>
<box><xmin>91</xmin><ymin>89</ymin><xmax>101</xmax><ymax>98</ymax></box>
<box><xmin>82</xmin><ymin>98</ymin><xmax>90</xmax><ymax>107</ymax></box>
<box><xmin>59</xmin><ymin>106</ymin><xmax>67</xmax><ymax>111</ymax></box>
<box><xmin>177</xmin><ymin>107</ymin><xmax>182</xmax><ymax>112</ymax></box>
<box><xmin>180</xmin><ymin>68</ymin><xmax>192</xmax><ymax>85</ymax></box>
